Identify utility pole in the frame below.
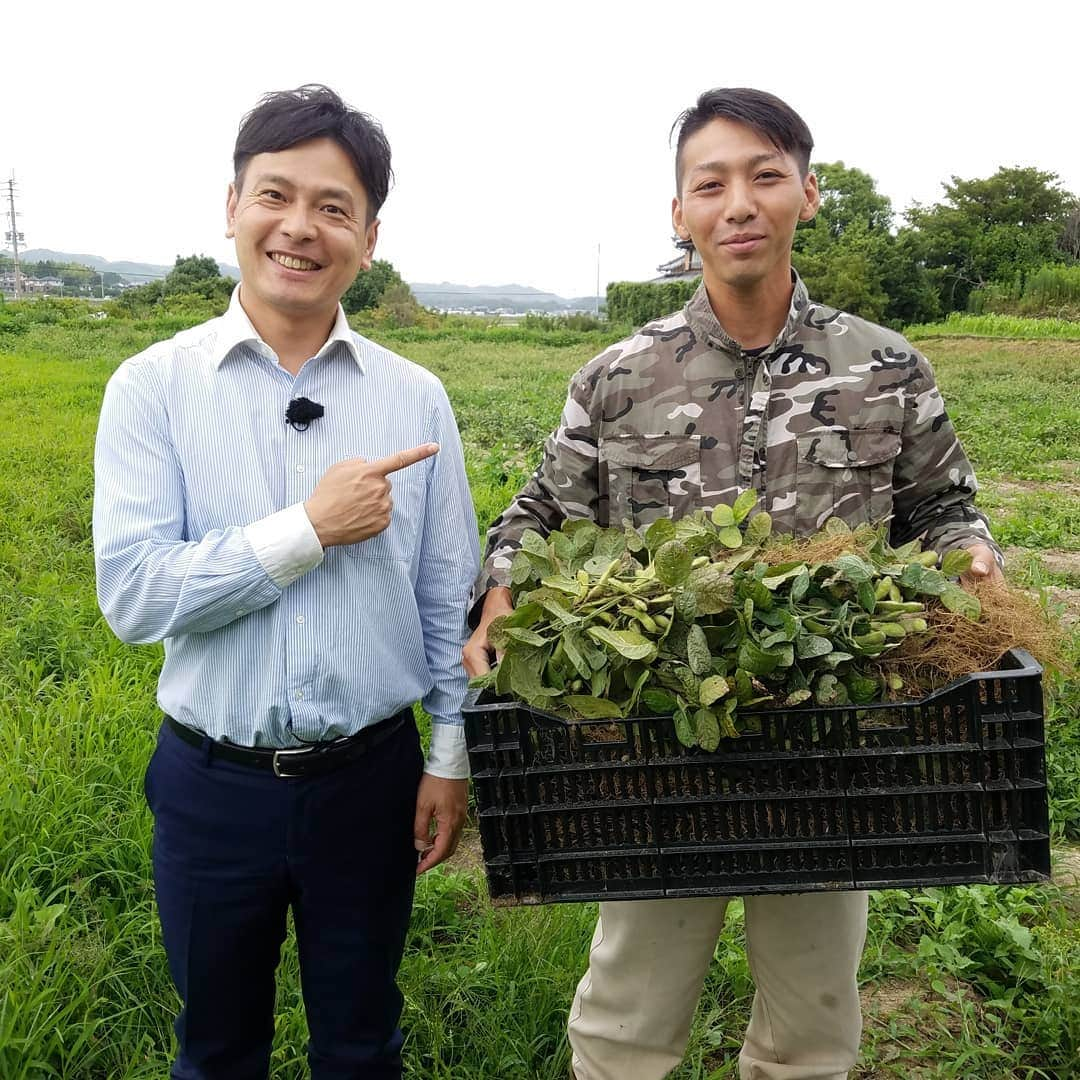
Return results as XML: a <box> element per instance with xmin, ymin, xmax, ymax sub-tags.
<box><xmin>595</xmin><ymin>242</ymin><xmax>600</xmax><ymax>317</ymax></box>
<box><xmin>5</xmin><ymin>174</ymin><xmax>25</xmax><ymax>299</ymax></box>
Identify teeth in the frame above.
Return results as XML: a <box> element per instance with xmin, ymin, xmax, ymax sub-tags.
<box><xmin>272</xmin><ymin>253</ymin><xmax>319</xmax><ymax>271</ymax></box>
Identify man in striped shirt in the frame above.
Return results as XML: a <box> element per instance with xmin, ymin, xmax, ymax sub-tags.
<box><xmin>93</xmin><ymin>85</ymin><xmax>479</xmax><ymax>1079</ymax></box>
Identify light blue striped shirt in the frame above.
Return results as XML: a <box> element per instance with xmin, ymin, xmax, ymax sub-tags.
<box><xmin>93</xmin><ymin>290</ymin><xmax>479</xmax><ymax>778</ymax></box>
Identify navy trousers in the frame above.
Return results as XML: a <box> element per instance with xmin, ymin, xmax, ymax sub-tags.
<box><xmin>144</xmin><ymin>717</ymin><xmax>423</xmax><ymax>1079</ymax></box>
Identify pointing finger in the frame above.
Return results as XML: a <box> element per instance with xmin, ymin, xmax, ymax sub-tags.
<box><xmin>369</xmin><ymin>443</ymin><xmax>439</xmax><ymax>476</ymax></box>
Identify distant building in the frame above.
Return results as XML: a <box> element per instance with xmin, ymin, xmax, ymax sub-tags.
<box><xmin>650</xmin><ymin>236</ymin><xmax>701</xmax><ymax>282</ymax></box>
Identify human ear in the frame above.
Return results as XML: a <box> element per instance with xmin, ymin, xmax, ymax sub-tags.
<box><xmin>799</xmin><ymin>172</ymin><xmax>820</xmax><ymax>223</ymax></box>
<box><xmin>225</xmin><ymin>183</ymin><xmax>238</xmax><ymax>239</ymax></box>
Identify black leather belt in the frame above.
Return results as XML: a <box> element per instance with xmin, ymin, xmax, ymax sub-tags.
<box><xmin>164</xmin><ymin>708</ymin><xmax>412</xmax><ymax>779</ymax></box>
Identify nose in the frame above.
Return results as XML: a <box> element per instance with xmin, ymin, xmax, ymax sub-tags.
<box><xmin>281</xmin><ymin>201</ymin><xmax>317</xmax><ymax>242</ymax></box>
<box><xmin>724</xmin><ymin>178</ymin><xmax>757</xmax><ymax>223</ymax></box>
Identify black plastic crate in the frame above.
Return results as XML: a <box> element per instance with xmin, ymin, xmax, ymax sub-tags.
<box><xmin>463</xmin><ymin>649</ymin><xmax>1050</xmax><ymax>904</ymax></box>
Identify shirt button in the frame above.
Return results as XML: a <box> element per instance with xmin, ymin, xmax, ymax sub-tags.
<box><xmin>734</xmin><ymin>368</ymin><xmax>744</xmax><ymax>379</ymax></box>
<box><xmin>296</xmin><ymin>614</ymin><xmax>305</xmax><ymax>624</ymax></box>
<box><xmin>294</xmin><ymin>690</ymin><xmax>304</xmax><ymax>702</ymax></box>
<box><xmin>847</xmin><ymin>450</ymin><xmax>858</xmax><ymax>462</ymax></box>
<box><xmin>296</xmin><ymin>464</ymin><xmax>305</xmax><ymax>473</ymax></box>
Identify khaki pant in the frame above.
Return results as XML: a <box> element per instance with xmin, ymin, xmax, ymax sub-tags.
<box><xmin>568</xmin><ymin>891</ymin><xmax>868</xmax><ymax>1080</ymax></box>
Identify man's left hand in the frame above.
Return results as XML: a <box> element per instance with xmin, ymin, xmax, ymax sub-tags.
<box><xmin>959</xmin><ymin>542</ymin><xmax>1005</xmax><ymax>590</ymax></box>
<box><xmin>413</xmin><ymin>775</ymin><xmax>468</xmax><ymax>876</ymax></box>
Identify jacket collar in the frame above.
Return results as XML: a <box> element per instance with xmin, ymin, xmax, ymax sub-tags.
<box><xmin>684</xmin><ymin>270</ymin><xmax>809</xmax><ymax>355</ymax></box>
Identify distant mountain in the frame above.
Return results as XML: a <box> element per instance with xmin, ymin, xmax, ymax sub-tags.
<box><xmin>5</xmin><ymin>248</ymin><xmax>240</xmax><ymax>282</ymax></box>
<box><xmin>409</xmin><ymin>281</ymin><xmax>600</xmax><ymax>314</ymax></box>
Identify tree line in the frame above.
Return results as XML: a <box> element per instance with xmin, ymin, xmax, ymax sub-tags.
<box><xmin>610</xmin><ymin>164</ymin><xmax>1080</xmax><ymax>328</ymax></box>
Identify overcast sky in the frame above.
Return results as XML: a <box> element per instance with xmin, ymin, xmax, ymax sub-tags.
<box><xmin>6</xmin><ymin>1</ymin><xmax>1079</xmax><ymax>299</ymax></box>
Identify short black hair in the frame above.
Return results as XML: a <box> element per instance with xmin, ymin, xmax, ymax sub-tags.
<box><xmin>671</xmin><ymin>88</ymin><xmax>814</xmax><ymax>191</ymax></box>
<box><xmin>233</xmin><ymin>85</ymin><xmax>392</xmax><ymax>220</ymax></box>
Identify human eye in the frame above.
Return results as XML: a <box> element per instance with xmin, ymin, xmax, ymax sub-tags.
<box><xmin>695</xmin><ymin>179</ymin><xmax>722</xmax><ymax>193</ymax></box>
<box><xmin>756</xmin><ymin>170</ymin><xmax>784</xmax><ymax>181</ymax></box>
<box><xmin>258</xmin><ymin>188</ymin><xmax>285</xmax><ymax>202</ymax></box>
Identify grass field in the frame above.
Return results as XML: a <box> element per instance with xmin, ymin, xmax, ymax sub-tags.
<box><xmin>1</xmin><ymin>308</ymin><xmax>1078</xmax><ymax>1078</ymax></box>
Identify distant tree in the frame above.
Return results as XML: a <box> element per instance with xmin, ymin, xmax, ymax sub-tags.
<box><xmin>795</xmin><ymin>161</ymin><xmax>893</xmax><ymax>247</ymax></box>
<box><xmin>341</xmin><ymin>259</ymin><xmax>410</xmax><ymax>313</ymax></box>
<box><xmin>165</xmin><ymin>254</ymin><xmax>227</xmax><ymax>294</ymax></box>
<box><xmin>906</xmin><ymin>166</ymin><xmax>1077</xmax><ymax>311</ymax></box>
<box><xmin>1059</xmin><ymin>207</ymin><xmax>1080</xmax><ymax>262</ymax></box>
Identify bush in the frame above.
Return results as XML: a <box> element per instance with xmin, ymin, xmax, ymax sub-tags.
<box><xmin>606</xmin><ymin>280</ymin><xmax>699</xmax><ymax>326</ymax></box>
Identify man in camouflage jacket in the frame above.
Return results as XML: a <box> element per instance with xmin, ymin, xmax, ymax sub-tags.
<box><xmin>465</xmin><ymin>88</ymin><xmax>1002</xmax><ymax>1080</ymax></box>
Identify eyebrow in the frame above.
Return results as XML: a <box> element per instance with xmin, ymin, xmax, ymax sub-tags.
<box><xmin>690</xmin><ymin>152</ymin><xmax>786</xmax><ymax>175</ymax></box>
<box><xmin>250</xmin><ymin>174</ymin><xmax>356</xmax><ymax>206</ymax></box>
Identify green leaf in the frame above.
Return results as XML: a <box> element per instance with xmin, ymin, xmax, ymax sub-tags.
<box><xmin>654</xmin><ymin>540</ymin><xmax>693</xmax><ymax>587</ymax></box>
<box><xmin>790</xmin><ymin>569</ymin><xmax>811</xmax><ymax>602</ymax></box>
<box><xmin>505</xmin><ymin>602</ymin><xmax>543</xmax><ymax>627</ymax></box>
<box><xmin>824</xmin><ymin>517</ymin><xmax>852</xmax><ymax>537</ymax></box>
<box><xmin>540</xmin><ymin>575</ymin><xmax>579</xmax><ymax>595</ymax></box>
<box><xmin>562</xmin><ymin>631</ymin><xmax>593</xmax><ymax>680</ymax></box>
<box><xmin>718</xmin><ymin>697</ymin><xmax>740</xmax><ymax>739</ymax></box>
<box><xmin>821</xmin><ymin>650</ymin><xmax>854</xmax><ymax>668</ymax></box>
<box><xmin>796</xmin><ymin>634</ymin><xmax>834</xmax><ymax>659</ymax></box>
<box><xmin>539</xmin><ymin>598</ymin><xmax>580</xmax><ymax>625</ymax></box>
<box><xmin>846</xmin><ymin>673</ymin><xmax>882</xmax><ymax>704</ymax></box>
<box><xmin>520</xmin><ymin>529</ymin><xmax>550</xmax><ymax>557</ymax></box>
<box><xmin>674</xmin><ymin>704</ymin><xmax>698</xmax><ymax>748</ymax></box>
<box><xmin>940</xmin><ymin>585</ymin><xmax>981</xmax><ymax>620</ymax></box>
<box><xmin>698</xmin><ymin>675</ymin><xmax>730</xmax><ymax>707</ymax></box>
<box><xmin>717</xmin><ymin>525</ymin><xmax>743</xmax><ymax>549</ymax></box>
<box><xmin>743</xmin><ymin>511</ymin><xmax>772</xmax><ymax>545</ymax></box>
<box><xmin>686</xmin><ymin>564</ymin><xmax>734</xmax><ymax>615</ymax></box>
<box><xmin>941</xmin><ymin>549</ymin><xmax>974</xmax><ymax>577</ymax></box>
<box><xmin>814</xmin><ymin>673</ymin><xmax>840</xmax><ymax>704</ymax></box>
<box><xmin>732</xmin><ymin>489</ymin><xmax>758</xmax><ymax>524</ymax></box>
<box><xmin>898</xmin><ymin>563</ymin><xmax>925</xmax><ymax>590</ymax></box>
<box><xmin>737</xmin><ymin>638</ymin><xmax>781</xmax><ymax>676</ymax></box>
<box><xmin>687</xmin><ymin>624</ymin><xmax>712</xmax><ymax>675</ymax></box>
<box><xmin>857</xmin><ymin>580</ymin><xmax>877</xmax><ymax>613</ymax></box>
<box><xmin>914</xmin><ymin>569</ymin><xmax>949</xmax><ymax>597</ymax></box>
<box><xmin>833</xmin><ymin>554</ymin><xmax>874</xmax><ymax>585</ymax></box>
<box><xmin>495</xmin><ymin>653</ymin><xmax>514</xmax><ymax>696</ymax></box>
<box><xmin>645</xmin><ymin>518</ymin><xmax>677</xmax><ymax>551</ymax></box>
<box><xmin>674</xmin><ymin>586</ymin><xmax>698</xmax><ymax>621</ymax></box>
<box><xmin>642</xmin><ymin>688</ymin><xmax>679</xmax><ymax>715</ymax></box>
<box><xmin>762</xmin><ymin>562</ymin><xmax>807</xmax><ymax>590</ymax></box>
<box><xmin>586</xmin><ymin>627</ymin><xmax>659</xmax><ymax>662</ymax></box>
<box><xmin>626</xmin><ymin>667</ymin><xmax>651</xmax><ymax>715</ymax></box>
<box><xmin>711</xmin><ymin>503</ymin><xmax>735</xmax><ymax>527</ymax></box>
<box><xmin>550</xmin><ymin>530</ymin><xmax>574</xmax><ymax>563</ymax></box>
<box><xmin>592</xmin><ymin>528</ymin><xmax>626</xmax><ymax>561</ymax></box>
<box><xmin>563</xmin><ymin>695</ymin><xmax>623</xmax><ymax>719</ymax></box>
<box><xmin>509</xmin><ymin>653</ymin><xmax>561</xmax><ymax>700</ymax></box>
<box><xmin>783</xmin><ymin>689</ymin><xmax>813</xmax><ymax>707</ymax></box>
<box><xmin>486</xmin><ymin>615</ymin><xmax>510</xmax><ymax>651</ymax></box>
<box><xmin>504</xmin><ymin>626</ymin><xmax>548</xmax><ymax>647</ymax></box>
<box><xmin>510</xmin><ymin>551</ymin><xmax>534</xmax><ymax>585</ymax></box>
<box><xmin>694</xmin><ymin>708</ymin><xmax>721</xmax><ymax>752</ymax></box>
<box><xmin>624</xmin><ymin>523</ymin><xmax>645</xmax><ymax>553</ymax></box>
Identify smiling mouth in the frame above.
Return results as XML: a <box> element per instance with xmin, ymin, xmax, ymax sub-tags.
<box><xmin>268</xmin><ymin>252</ymin><xmax>322</xmax><ymax>271</ymax></box>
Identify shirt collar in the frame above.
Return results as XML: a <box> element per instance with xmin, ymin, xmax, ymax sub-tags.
<box><xmin>212</xmin><ymin>284</ymin><xmax>365</xmax><ymax>372</ymax></box>
<box><xmin>685</xmin><ymin>269</ymin><xmax>809</xmax><ymax>356</ymax></box>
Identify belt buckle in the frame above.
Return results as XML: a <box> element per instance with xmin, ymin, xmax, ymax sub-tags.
<box><xmin>272</xmin><ymin>746</ymin><xmax>314</xmax><ymax>778</ymax></box>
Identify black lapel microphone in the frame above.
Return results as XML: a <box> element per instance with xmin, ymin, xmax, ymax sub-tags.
<box><xmin>285</xmin><ymin>397</ymin><xmax>325</xmax><ymax>432</ymax></box>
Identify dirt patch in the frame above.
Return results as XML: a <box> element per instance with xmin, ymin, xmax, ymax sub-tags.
<box><xmin>447</xmin><ymin>825</ymin><xmax>486</xmax><ymax>875</ymax></box>
<box><xmin>1004</xmin><ymin>547</ymin><xmax>1080</xmax><ymax>583</ymax></box>
<box><xmin>983</xmin><ymin>477</ymin><xmax>1080</xmax><ymax>500</ymax></box>
<box><xmin>1054</xmin><ymin>845</ymin><xmax>1080</xmax><ymax>887</ymax></box>
<box><xmin>860</xmin><ymin>978</ymin><xmax>924</xmax><ymax>1017</ymax></box>
<box><xmin>1043</xmin><ymin>587</ymin><xmax>1080</xmax><ymax>628</ymax></box>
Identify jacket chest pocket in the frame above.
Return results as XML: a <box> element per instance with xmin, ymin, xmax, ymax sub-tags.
<box><xmin>598</xmin><ymin>435</ymin><xmax>701</xmax><ymax>528</ymax></box>
<box><xmin>794</xmin><ymin>428</ymin><xmax>901</xmax><ymax>534</ymax></box>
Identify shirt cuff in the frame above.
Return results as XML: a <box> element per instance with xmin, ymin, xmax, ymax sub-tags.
<box><xmin>244</xmin><ymin>503</ymin><xmax>325</xmax><ymax>588</ymax></box>
<box><xmin>425</xmin><ymin>723</ymin><xmax>470</xmax><ymax>779</ymax></box>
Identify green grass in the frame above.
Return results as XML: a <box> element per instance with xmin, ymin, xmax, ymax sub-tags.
<box><xmin>907</xmin><ymin>312</ymin><xmax>1080</xmax><ymax>340</ymax></box>
<box><xmin>1</xmin><ymin>312</ymin><xmax>1078</xmax><ymax>1078</ymax></box>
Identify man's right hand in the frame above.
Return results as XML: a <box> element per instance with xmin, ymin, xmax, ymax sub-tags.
<box><xmin>463</xmin><ymin>586</ymin><xmax>513</xmax><ymax>676</ymax></box>
<box><xmin>304</xmin><ymin>444</ymin><xmax>439</xmax><ymax>549</ymax></box>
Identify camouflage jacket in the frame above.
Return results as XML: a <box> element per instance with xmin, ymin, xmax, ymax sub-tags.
<box><xmin>477</xmin><ymin>274</ymin><xmax>1000</xmax><ymax>598</ymax></box>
